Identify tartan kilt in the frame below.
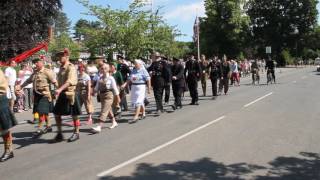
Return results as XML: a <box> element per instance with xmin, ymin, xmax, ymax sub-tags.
<box><xmin>33</xmin><ymin>92</ymin><xmax>53</xmax><ymax>114</ymax></box>
<box><xmin>0</xmin><ymin>95</ymin><xmax>18</xmax><ymax>131</ymax></box>
<box><xmin>53</xmin><ymin>92</ymin><xmax>81</xmax><ymax>116</ymax></box>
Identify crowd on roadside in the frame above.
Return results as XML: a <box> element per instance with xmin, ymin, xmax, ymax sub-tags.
<box><xmin>0</xmin><ymin>49</ymin><xmax>277</xmax><ymax>162</ymax></box>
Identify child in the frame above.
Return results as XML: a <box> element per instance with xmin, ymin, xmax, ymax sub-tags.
<box><xmin>14</xmin><ymin>80</ymin><xmax>25</xmax><ymax>113</ymax></box>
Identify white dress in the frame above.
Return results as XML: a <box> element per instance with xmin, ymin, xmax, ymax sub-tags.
<box><xmin>130</xmin><ymin>68</ymin><xmax>150</xmax><ymax>107</ymax></box>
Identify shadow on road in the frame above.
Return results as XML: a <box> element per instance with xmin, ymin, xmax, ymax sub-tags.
<box><xmin>100</xmin><ymin>152</ymin><xmax>320</xmax><ymax>180</ymax></box>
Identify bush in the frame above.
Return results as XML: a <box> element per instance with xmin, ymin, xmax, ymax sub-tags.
<box><xmin>280</xmin><ymin>49</ymin><xmax>294</xmax><ymax>65</ymax></box>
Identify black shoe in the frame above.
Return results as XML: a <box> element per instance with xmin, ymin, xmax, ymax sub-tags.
<box><xmin>67</xmin><ymin>133</ymin><xmax>79</xmax><ymax>142</ymax></box>
<box><xmin>52</xmin><ymin>133</ymin><xmax>64</xmax><ymax>143</ymax></box>
<box><xmin>212</xmin><ymin>96</ymin><xmax>217</xmax><ymax>100</ymax></box>
<box><xmin>140</xmin><ymin>115</ymin><xmax>146</xmax><ymax>120</ymax></box>
<box><xmin>189</xmin><ymin>102</ymin><xmax>195</xmax><ymax>105</ymax></box>
<box><xmin>32</xmin><ymin>129</ymin><xmax>43</xmax><ymax>139</ymax></box>
<box><xmin>27</xmin><ymin>120</ymin><xmax>36</xmax><ymax>124</ymax></box>
<box><xmin>42</xmin><ymin>126</ymin><xmax>53</xmax><ymax>134</ymax></box>
<box><xmin>0</xmin><ymin>151</ymin><xmax>14</xmax><ymax>162</ymax></box>
<box><xmin>172</xmin><ymin>105</ymin><xmax>177</xmax><ymax>110</ymax></box>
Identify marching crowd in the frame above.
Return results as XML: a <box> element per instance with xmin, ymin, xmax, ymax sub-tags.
<box><xmin>0</xmin><ymin>49</ymin><xmax>276</xmax><ymax>162</ymax></box>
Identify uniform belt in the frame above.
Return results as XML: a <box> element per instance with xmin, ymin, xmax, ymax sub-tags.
<box><xmin>100</xmin><ymin>89</ymin><xmax>112</xmax><ymax>93</ymax></box>
<box><xmin>132</xmin><ymin>83</ymin><xmax>146</xmax><ymax>85</ymax></box>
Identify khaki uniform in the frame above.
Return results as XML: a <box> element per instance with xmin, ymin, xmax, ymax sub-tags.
<box><xmin>24</xmin><ymin>68</ymin><xmax>56</xmax><ymax>102</ymax></box>
<box><xmin>0</xmin><ymin>70</ymin><xmax>8</xmax><ymax>95</ymax></box>
<box><xmin>97</xmin><ymin>78</ymin><xmax>114</xmax><ymax>121</ymax></box>
<box><xmin>77</xmin><ymin>73</ymin><xmax>94</xmax><ymax>114</ymax></box>
<box><xmin>57</xmin><ymin>62</ymin><xmax>77</xmax><ymax>105</ymax></box>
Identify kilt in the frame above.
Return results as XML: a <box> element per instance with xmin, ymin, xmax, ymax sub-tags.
<box><xmin>0</xmin><ymin>95</ymin><xmax>18</xmax><ymax>131</ymax></box>
<box><xmin>33</xmin><ymin>92</ymin><xmax>53</xmax><ymax>114</ymax></box>
<box><xmin>53</xmin><ymin>92</ymin><xmax>81</xmax><ymax>116</ymax></box>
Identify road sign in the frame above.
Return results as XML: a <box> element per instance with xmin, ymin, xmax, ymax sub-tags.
<box><xmin>266</xmin><ymin>46</ymin><xmax>272</xmax><ymax>54</ymax></box>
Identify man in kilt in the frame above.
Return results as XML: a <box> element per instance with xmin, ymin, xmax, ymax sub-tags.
<box><xmin>53</xmin><ymin>49</ymin><xmax>82</xmax><ymax>143</ymax></box>
<box><xmin>19</xmin><ymin>58</ymin><xmax>57</xmax><ymax>138</ymax></box>
<box><xmin>0</xmin><ymin>68</ymin><xmax>18</xmax><ymax>162</ymax></box>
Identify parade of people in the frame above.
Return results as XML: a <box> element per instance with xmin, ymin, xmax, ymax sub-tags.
<box><xmin>1</xmin><ymin>1</ymin><xmax>319</xmax><ymax>179</ymax></box>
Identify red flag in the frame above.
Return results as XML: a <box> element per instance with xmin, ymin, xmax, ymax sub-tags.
<box><xmin>0</xmin><ymin>43</ymin><xmax>48</xmax><ymax>66</ymax></box>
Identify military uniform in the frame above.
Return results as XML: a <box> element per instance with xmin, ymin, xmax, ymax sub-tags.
<box><xmin>117</xmin><ymin>62</ymin><xmax>131</xmax><ymax>111</ymax></box>
<box><xmin>171</xmin><ymin>59</ymin><xmax>185</xmax><ymax>109</ymax></box>
<box><xmin>208</xmin><ymin>60</ymin><xmax>221</xmax><ymax>97</ymax></box>
<box><xmin>53</xmin><ymin>62</ymin><xmax>81</xmax><ymax>116</ymax></box>
<box><xmin>0</xmin><ymin>69</ymin><xmax>17</xmax><ymax>162</ymax></box>
<box><xmin>148</xmin><ymin>59</ymin><xmax>170</xmax><ymax>112</ymax></box>
<box><xmin>53</xmin><ymin>60</ymin><xmax>81</xmax><ymax>143</ymax></box>
<box><xmin>184</xmin><ymin>58</ymin><xmax>201</xmax><ymax>105</ymax></box>
<box><xmin>164</xmin><ymin>62</ymin><xmax>172</xmax><ymax>104</ymax></box>
<box><xmin>200</xmin><ymin>60</ymin><xmax>209</xmax><ymax>96</ymax></box>
<box><xmin>219</xmin><ymin>61</ymin><xmax>231</xmax><ymax>95</ymax></box>
<box><xmin>77</xmin><ymin>72</ymin><xmax>94</xmax><ymax>115</ymax></box>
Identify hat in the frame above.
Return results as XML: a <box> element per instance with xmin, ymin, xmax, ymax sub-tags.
<box><xmin>32</xmin><ymin>58</ymin><xmax>42</xmax><ymax>63</ymax></box>
<box><xmin>78</xmin><ymin>58</ymin><xmax>83</xmax><ymax>62</ymax></box>
<box><xmin>55</xmin><ymin>48</ymin><xmax>70</xmax><ymax>57</ymax></box>
<box><xmin>117</xmin><ymin>54</ymin><xmax>124</xmax><ymax>59</ymax></box>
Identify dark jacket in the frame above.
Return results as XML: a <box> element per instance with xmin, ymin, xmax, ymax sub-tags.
<box><xmin>148</xmin><ymin>60</ymin><xmax>170</xmax><ymax>88</ymax></box>
<box><xmin>184</xmin><ymin>59</ymin><xmax>201</xmax><ymax>82</ymax></box>
<box><xmin>208</xmin><ymin>61</ymin><xmax>221</xmax><ymax>79</ymax></box>
<box><xmin>171</xmin><ymin>63</ymin><xmax>185</xmax><ymax>87</ymax></box>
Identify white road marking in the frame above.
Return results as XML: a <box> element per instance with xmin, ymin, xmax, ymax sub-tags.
<box><xmin>97</xmin><ymin>116</ymin><xmax>226</xmax><ymax>177</ymax></box>
<box><xmin>244</xmin><ymin>92</ymin><xmax>273</xmax><ymax>108</ymax></box>
<box><xmin>13</xmin><ymin>137</ymin><xmax>32</xmax><ymax>140</ymax></box>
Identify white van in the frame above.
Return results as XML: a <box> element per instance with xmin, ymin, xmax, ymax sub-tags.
<box><xmin>315</xmin><ymin>58</ymin><xmax>320</xmax><ymax>71</ymax></box>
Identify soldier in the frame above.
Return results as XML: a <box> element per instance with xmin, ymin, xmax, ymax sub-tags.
<box><xmin>219</xmin><ymin>58</ymin><xmax>231</xmax><ymax>95</ymax></box>
<box><xmin>0</xmin><ymin>69</ymin><xmax>18</xmax><ymax>162</ymax></box>
<box><xmin>184</xmin><ymin>54</ymin><xmax>201</xmax><ymax>105</ymax></box>
<box><xmin>148</xmin><ymin>52</ymin><xmax>170</xmax><ymax>114</ymax></box>
<box><xmin>200</xmin><ymin>55</ymin><xmax>209</xmax><ymax>96</ymax></box>
<box><xmin>116</xmin><ymin>55</ymin><xmax>131</xmax><ymax>111</ymax></box>
<box><xmin>171</xmin><ymin>57</ymin><xmax>185</xmax><ymax>109</ymax></box>
<box><xmin>77</xmin><ymin>64</ymin><xmax>94</xmax><ymax>125</ymax></box>
<box><xmin>162</xmin><ymin>56</ymin><xmax>172</xmax><ymax>105</ymax></box>
<box><xmin>52</xmin><ymin>49</ymin><xmax>82</xmax><ymax>143</ymax></box>
<box><xmin>208</xmin><ymin>58</ymin><xmax>221</xmax><ymax>99</ymax></box>
<box><xmin>19</xmin><ymin>58</ymin><xmax>58</xmax><ymax>138</ymax></box>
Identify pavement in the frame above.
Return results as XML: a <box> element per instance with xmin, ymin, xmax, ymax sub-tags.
<box><xmin>1</xmin><ymin>66</ymin><xmax>320</xmax><ymax>180</ymax></box>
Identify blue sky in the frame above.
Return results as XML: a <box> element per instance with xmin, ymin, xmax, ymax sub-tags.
<box><xmin>62</xmin><ymin>0</ymin><xmax>319</xmax><ymax>42</ymax></box>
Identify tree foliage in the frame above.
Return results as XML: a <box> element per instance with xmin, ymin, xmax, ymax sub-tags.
<box><xmin>0</xmin><ymin>0</ymin><xmax>62</xmax><ymax>61</ymax></box>
<box><xmin>76</xmin><ymin>0</ymin><xmax>183</xmax><ymax>60</ymax></box>
<box><xmin>200</xmin><ymin>0</ymin><xmax>250</xmax><ymax>58</ymax></box>
<box><xmin>245</xmin><ymin>0</ymin><xmax>318</xmax><ymax>65</ymax></box>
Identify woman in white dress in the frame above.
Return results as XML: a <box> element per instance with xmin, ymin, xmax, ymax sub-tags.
<box><xmin>122</xmin><ymin>60</ymin><xmax>151</xmax><ymax>123</ymax></box>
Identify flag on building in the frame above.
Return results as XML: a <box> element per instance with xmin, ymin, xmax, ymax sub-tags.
<box><xmin>193</xmin><ymin>16</ymin><xmax>199</xmax><ymax>43</ymax></box>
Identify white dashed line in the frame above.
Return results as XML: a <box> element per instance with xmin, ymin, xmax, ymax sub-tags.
<box><xmin>97</xmin><ymin>116</ymin><xmax>226</xmax><ymax>177</ymax></box>
<box><xmin>244</xmin><ymin>92</ymin><xmax>273</xmax><ymax>108</ymax></box>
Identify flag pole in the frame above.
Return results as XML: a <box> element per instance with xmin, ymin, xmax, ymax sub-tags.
<box><xmin>197</xmin><ymin>16</ymin><xmax>200</xmax><ymax>61</ymax></box>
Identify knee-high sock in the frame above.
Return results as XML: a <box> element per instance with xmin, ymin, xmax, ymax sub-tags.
<box><xmin>34</xmin><ymin>112</ymin><xmax>39</xmax><ymax>122</ymax></box>
<box><xmin>38</xmin><ymin>114</ymin><xmax>46</xmax><ymax>129</ymax></box>
<box><xmin>44</xmin><ymin>114</ymin><xmax>51</xmax><ymax>127</ymax></box>
<box><xmin>72</xmin><ymin>116</ymin><xmax>80</xmax><ymax>133</ymax></box>
<box><xmin>3</xmin><ymin>132</ymin><xmax>13</xmax><ymax>152</ymax></box>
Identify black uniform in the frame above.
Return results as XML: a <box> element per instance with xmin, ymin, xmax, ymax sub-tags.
<box><xmin>164</xmin><ymin>63</ymin><xmax>172</xmax><ymax>104</ymax></box>
<box><xmin>184</xmin><ymin>58</ymin><xmax>201</xmax><ymax>104</ymax></box>
<box><xmin>219</xmin><ymin>62</ymin><xmax>231</xmax><ymax>95</ymax></box>
<box><xmin>171</xmin><ymin>62</ymin><xmax>185</xmax><ymax>108</ymax></box>
<box><xmin>265</xmin><ymin>60</ymin><xmax>276</xmax><ymax>83</ymax></box>
<box><xmin>148</xmin><ymin>59</ymin><xmax>170</xmax><ymax>112</ymax></box>
<box><xmin>117</xmin><ymin>63</ymin><xmax>131</xmax><ymax>111</ymax></box>
<box><xmin>208</xmin><ymin>60</ymin><xmax>221</xmax><ymax>97</ymax></box>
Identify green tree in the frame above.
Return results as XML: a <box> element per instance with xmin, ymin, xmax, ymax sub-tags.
<box><xmin>246</xmin><ymin>0</ymin><xmax>318</xmax><ymax>66</ymax></box>
<box><xmin>49</xmin><ymin>33</ymin><xmax>80</xmax><ymax>60</ymax></box>
<box><xmin>200</xmin><ymin>0</ymin><xmax>249</xmax><ymax>58</ymax></box>
<box><xmin>75</xmin><ymin>0</ymin><xmax>182</xmax><ymax>60</ymax></box>
<box><xmin>0</xmin><ymin>0</ymin><xmax>62</xmax><ymax>61</ymax></box>
<box><xmin>53</xmin><ymin>11</ymin><xmax>71</xmax><ymax>36</ymax></box>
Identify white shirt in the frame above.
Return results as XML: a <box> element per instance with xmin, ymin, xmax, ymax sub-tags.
<box><xmin>95</xmin><ymin>75</ymin><xmax>119</xmax><ymax>95</ymax></box>
<box><xmin>5</xmin><ymin>67</ymin><xmax>17</xmax><ymax>86</ymax></box>
<box><xmin>78</xmin><ymin>73</ymin><xmax>91</xmax><ymax>86</ymax></box>
<box><xmin>22</xmin><ymin>70</ymin><xmax>33</xmax><ymax>88</ymax></box>
<box><xmin>86</xmin><ymin>65</ymin><xmax>98</xmax><ymax>77</ymax></box>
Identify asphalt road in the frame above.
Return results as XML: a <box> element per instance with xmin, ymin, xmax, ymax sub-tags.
<box><xmin>1</xmin><ymin>67</ymin><xmax>320</xmax><ymax>180</ymax></box>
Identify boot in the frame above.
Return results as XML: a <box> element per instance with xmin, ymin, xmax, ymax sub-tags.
<box><xmin>1</xmin><ymin>141</ymin><xmax>14</xmax><ymax>162</ymax></box>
